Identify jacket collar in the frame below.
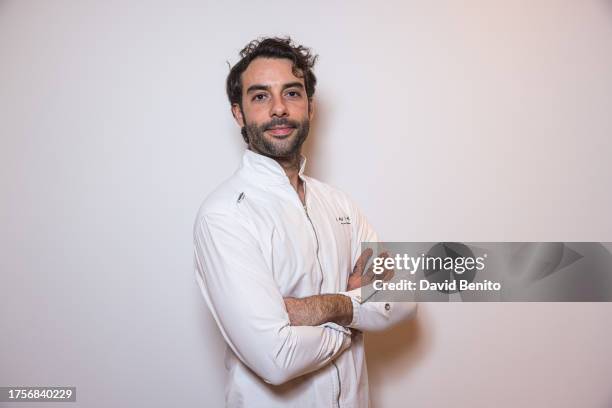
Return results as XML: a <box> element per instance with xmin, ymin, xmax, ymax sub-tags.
<box><xmin>240</xmin><ymin>149</ymin><xmax>307</xmax><ymax>186</ymax></box>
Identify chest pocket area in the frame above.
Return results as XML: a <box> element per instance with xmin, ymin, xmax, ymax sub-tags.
<box><xmin>268</xmin><ymin>211</ymin><xmax>324</xmax><ymax>297</ymax></box>
<box><xmin>306</xmin><ymin>208</ymin><xmax>353</xmax><ymax>293</ymax></box>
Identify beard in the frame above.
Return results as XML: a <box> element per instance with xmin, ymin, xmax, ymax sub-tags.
<box><xmin>243</xmin><ymin>116</ymin><xmax>310</xmax><ymax>159</ymax></box>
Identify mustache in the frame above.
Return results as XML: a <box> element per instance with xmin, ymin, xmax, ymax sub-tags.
<box><xmin>262</xmin><ymin>118</ymin><xmax>300</xmax><ymax>131</ymax></box>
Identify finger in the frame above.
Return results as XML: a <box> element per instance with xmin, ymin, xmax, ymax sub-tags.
<box><xmin>382</xmin><ymin>267</ymin><xmax>395</xmax><ymax>282</ymax></box>
<box><xmin>362</xmin><ymin>261</ymin><xmax>380</xmax><ymax>286</ymax></box>
<box><xmin>351</xmin><ymin>247</ymin><xmax>373</xmax><ymax>277</ymax></box>
<box><xmin>378</xmin><ymin>251</ymin><xmax>390</xmax><ymax>260</ymax></box>
<box><xmin>362</xmin><ymin>270</ymin><xmax>375</xmax><ymax>287</ymax></box>
<box><xmin>378</xmin><ymin>252</ymin><xmax>395</xmax><ymax>283</ymax></box>
<box><xmin>364</xmin><ymin>250</ymin><xmax>390</xmax><ymax>283</ymax></box>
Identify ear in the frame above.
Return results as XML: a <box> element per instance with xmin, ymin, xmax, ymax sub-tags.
<box><xmin>308</xmin><ymin>98</ymin><xmax>315</xmax><ymax>121</ymax></box>
<box><xmin>231</xmin><ymin>103</ymin><xmax>245</xmax><ymax>127</ymax></box>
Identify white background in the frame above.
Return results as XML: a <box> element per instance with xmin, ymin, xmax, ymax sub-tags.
<box><xmin>1</xmin><ymin>1</ymin><xmax>612</xmax><ymax>407</ymax></box>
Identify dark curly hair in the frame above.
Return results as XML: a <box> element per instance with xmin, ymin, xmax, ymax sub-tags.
<box><xmin>226</xmin><ymin>37</ymin><xmax>318</xmax><ymax>108</ymax></box>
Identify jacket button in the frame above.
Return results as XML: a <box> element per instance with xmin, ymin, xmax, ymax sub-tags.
<box><xmin>384</xmin><ymin>303</ymin><xmax>391</xmax><ymax>311</ymax></box>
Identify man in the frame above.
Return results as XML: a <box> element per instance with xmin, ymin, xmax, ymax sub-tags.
<box><xmin>194</xmin><ymin>37</ymin><xmax>417</xmax><ymax>407</ymax></box>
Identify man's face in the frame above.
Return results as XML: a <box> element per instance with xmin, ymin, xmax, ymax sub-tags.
<box><xmin>232</xmin><ymin>57</ymin><xmax>314</xmax><ymax>158</ymax></box>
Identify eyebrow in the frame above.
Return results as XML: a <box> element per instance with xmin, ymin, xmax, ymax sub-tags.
<box><xmin>246</xmin><ymin>82</ymin><xmax>305</xmax><ymax>94</ymax></box>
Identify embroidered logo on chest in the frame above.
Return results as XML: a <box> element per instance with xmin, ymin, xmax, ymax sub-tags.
<box><xmin>336</xmin><ymin>215</ymin><xmax>351</xmax><ymax>225</ymax></box>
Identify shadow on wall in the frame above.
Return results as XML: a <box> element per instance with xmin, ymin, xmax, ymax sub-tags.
<box><xmin>364</xmin><ymin>314</ymin><xmax>425</xmax><ymax>402</ymax></box>
<box><xmin>605</xmin><ymin>391</ymin><xmax>612</xmax><ymax>408</ymax></box>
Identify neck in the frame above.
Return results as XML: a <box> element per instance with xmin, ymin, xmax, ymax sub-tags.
<box><xmin>248</xmin><ymin>147</ymin><xmax>303</xmax><ymax>192</ymax></box>
<box><xmin>277</xmin><ymin>154</ymin><xmax>302</xmax><ymax>191</ymax></box>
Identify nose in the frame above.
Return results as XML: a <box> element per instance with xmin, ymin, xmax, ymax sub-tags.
<box><xmin>270</xmin><ymin>94</ymin><xmax>288</xmax><ymax>117</ymax></box>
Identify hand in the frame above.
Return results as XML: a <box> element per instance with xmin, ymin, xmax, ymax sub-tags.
<box><xmin>346</xmin><ymin>248</ymin><xmax>394</xmax><ymax>291</ymax></box>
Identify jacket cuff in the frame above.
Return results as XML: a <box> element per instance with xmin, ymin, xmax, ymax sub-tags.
<box><xmin>340</xmin><ymin>289</ymin><xmax>412</xmax><ymax>332</ymax></box>
<box><xmin>340</xmin><ymin>288</ymin><xmax>362</xmax><ymax>328</ymax></box>
<box><xmin>319</xmin><ymin>322</ymin><xmax>352</xmax><ymax>358</ymax></box>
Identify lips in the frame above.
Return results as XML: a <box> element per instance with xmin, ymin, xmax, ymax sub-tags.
<box><xmin>266</xmin><ymin>126</ymin><xmax>295</xmax><ymax>136</ymax></box>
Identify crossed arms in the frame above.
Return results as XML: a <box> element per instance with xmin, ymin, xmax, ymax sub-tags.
<box><xmin>194</xmin><ymin>211</ymin><xmax>417</xmax><ymax>386</ymax></box>
<box><xmin>283</xmin><ymin>248</ymin><xmax>395</xmax><ymax>326</ymax></box>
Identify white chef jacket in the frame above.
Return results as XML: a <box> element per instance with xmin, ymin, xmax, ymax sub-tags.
<box><xmin>193</xmin><ymin>149</ymin><xmax>417</xmax><ymax>408</ymax></box>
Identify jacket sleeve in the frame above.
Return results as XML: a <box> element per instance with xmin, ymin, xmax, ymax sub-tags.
<box><xmin>342</xmin><ymin>200</ymin><xmax>418</xmax><ymax>332</ymax></box>
<box><xmin>194</xmin><ymin>211</ymin><xmax>351</xmax><ymax>386</ymax></box>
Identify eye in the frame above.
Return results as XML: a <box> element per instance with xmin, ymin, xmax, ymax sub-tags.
<box><xmin>252</xmin><ymin>93</ymin><xmax>268</xmax><ymax>102</ymax></box>
<box><xmin>286</xmin><ymin>90</ymin><xmax>302</xmax><ymax>98</ymax></box>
